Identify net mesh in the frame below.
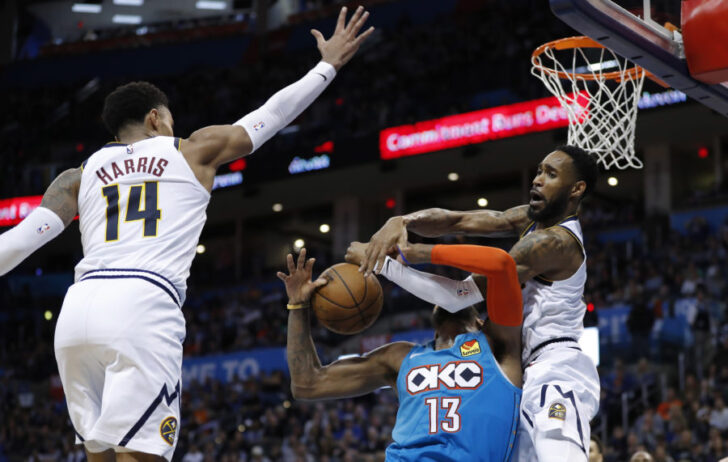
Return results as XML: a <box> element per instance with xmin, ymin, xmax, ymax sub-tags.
<box><xmin>531</xmin><ymin>40</ymin><xmax>646</xmax><ymax>170</ymax></box>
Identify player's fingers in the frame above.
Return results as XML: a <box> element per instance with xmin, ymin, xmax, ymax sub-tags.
<box><xmin>361</xmin><ymin>242</ymin><xmax>375</xmax><ymax>272</ymax></box>
<box><xmin>374</xmin><ymin>253</ymin><xmax>387</xmax><ymax>275</ymax></box>
<box><xmin>310</xmin><ymin>29</ymin><xmax>325</xmax><ymax>46</ymax></box>
<box><xmin>313</xmin><ymin>277</ymin><xmax>328</xmax><ymax>288</ymax></box>
<box><xmin>349</xmin><ymin>10</ymin><xmax>369</xmax><ymax>38</ymax></box>
<box><xmin>363</xmin><ymin>243</ymin><xmax>379</xmax><ymax>275</ymax></box>
<box><xmin>286</xmin><ymin>253</ymin><xmax>295</xmax><ymax>273</ymax></box>
<box><xmin>297</xmin><ymin>248</ymin><xmax>307</xmax><ymax>270</ymax></box>
<box><xmin>346</xmin><ymin>6</ymin><xmax>365</xmax><ymax>35</ymax></box>
<box><xmin>276</xmin><ymin>271</ymin><xmax>287</xmax><ymax>281</ymax></box>
<box><xmin>305</xmin><ymin>257</ymin><xmax>316</xmax><ymax>273</ymax></box>
<box><xmin>335</xmin><ymin>6</ymin><xmax>347</xmax><ymax>34</ymax></box>
<box><xmin>353</xmin><ymin>26</ymin><xmax>375</xmax><ymax>46</ymax></box>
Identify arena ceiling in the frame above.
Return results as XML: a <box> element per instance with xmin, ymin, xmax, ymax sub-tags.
<box><xmin>25</xmin><ymin>0</ymin><xmax>253</xmax><ymax>41</ymax></box>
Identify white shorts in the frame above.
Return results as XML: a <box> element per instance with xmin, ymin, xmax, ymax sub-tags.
<box><xmin>515</xmin><ymin>344</ymin><xmax>600</xmax><ymax>462</ymax></box>
<box><xmin>54</xmin><ymin>273</ymin><xmax>185</xmax><ymax>460</ymax></box>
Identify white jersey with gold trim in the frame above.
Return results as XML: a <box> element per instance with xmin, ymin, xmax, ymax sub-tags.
<box><xmin>520</xmin><ymin>215</ymin><xmax>586</xmax><ymax>363</ymax></box>
<box><xmin>74</xmin><ymin>136</ymin><xmax>210</xmax><ymax>302</ymax></box>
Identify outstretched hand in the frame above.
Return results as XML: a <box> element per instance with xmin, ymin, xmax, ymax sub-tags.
<box><xmin>361</xmin><ymin>217</ymin><xmax>408</xmax><ymax>276</ymax></box>
<box><xmin>277</xmin><ymin>248</ymin><xmax>328</xmax><ymax>305</ymax></box>
<box><xmin>311</xmin><ymin>6</ymin><xmax>375</xmax><ymax>71</ymax></box>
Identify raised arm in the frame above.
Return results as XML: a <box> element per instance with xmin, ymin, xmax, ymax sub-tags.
<box><xmin>279</xmin><ymin>249</ymin><xmax>411</xmax><ymax>401</ymax></box>
<box><xmin>0</xmin><ymin>167</ymin><xmax>80</xmax><ymax>276</ymax></box>
<box><xmin>181</xmin><ymin>6</ymin><xmax>375</xmax><ymax>190</ymax></box>
<box><xmin>361</xmin><ymin>205</ymin><xmax>530</xmax><ymax>276</ymax></box>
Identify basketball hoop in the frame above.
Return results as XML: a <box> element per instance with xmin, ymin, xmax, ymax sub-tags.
<box><xmin>532</xmin><ymin>36</ymin><xmax>649</xmax><ymax>170</ymax></box>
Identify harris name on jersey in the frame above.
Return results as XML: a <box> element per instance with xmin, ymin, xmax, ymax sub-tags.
<box><xmin>94</xmin><ymin>155</ymin><xmax>169</xmax><ymax>185</ymax></box>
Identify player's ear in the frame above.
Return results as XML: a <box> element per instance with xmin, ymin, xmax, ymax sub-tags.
<box><xmin>571</xmin><ymin>180</ymin><xmax>587</xmax><ymax>200</ymax></box>
<box><xmin>147</xmin><ymin>108</ymin><xmax>160</xmax><ymax>131</ymax></box>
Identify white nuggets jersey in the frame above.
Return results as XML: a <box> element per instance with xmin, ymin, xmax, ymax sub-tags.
<box><xmin>74</xmin><ymin>136</ymin><xmax>210</xmax><ymax>303</ymax></box>
<box><xmin>520</xmin><ymin>215</ymin><xmax>586</xmax><ymax>363</ymax></box>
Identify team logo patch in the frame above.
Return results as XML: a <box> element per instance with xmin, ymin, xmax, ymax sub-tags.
<box><xmin>460</xmin><ymin>339</ymin><xmax>481</xmax><ymax>357</ymax></box>
<box><xmin>160</xmin><ymin>417</ymin><xmax>177</xmax><ymax>445</ymax></box>
<box><xmin>253</xmin><ymin>121</ymin><xmax>265</xmax><ymax>131</ymax></box>
<box><xmin>548</xmin><ymin>402</ymin><xmax>567</xmax><ymax>421</ymax></box>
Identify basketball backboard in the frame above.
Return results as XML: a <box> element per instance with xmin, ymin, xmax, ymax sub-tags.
<box><xmin>550</xmin><ymin>0</ymin><xmax>728</xmax><ymax>117</ymax></box>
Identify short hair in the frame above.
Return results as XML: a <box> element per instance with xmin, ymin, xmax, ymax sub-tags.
<box><xmin>102</xmin><ymin>81</ymin><xmax>169</xmax><ymax>137</ymax></box>
<box><xmin>555</xmin><ymin>145</ymin><xmax>599</xmax><ymax>200</ymax></box>
<box><xmin>591</xmin><ymin>434</ymin><xmax>604</xmax><ymax>454</ymax></box>
<box><xmin>432</xmin><ymin>306</ymin><xmax>479</xmax><ymax>330</ymax></box>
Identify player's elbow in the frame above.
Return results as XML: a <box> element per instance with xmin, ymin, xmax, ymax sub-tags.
<box><xmin>290</xmin><ymin>382</ymin><xmax>322</xmax><ymax>401</ymax></box>
<box><xmin>490</xmin><ymin>247</ymin><xmax>516</xmax><ymax>273</ymax></box>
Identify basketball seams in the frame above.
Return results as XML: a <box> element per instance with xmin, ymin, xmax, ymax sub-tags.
<box><xmin>330</xmin><ymin>267</ymin><xmax>361</xmax><ymax>307</ymax></box>
<box><xmin>316</xmin><ymin>282</ymin><xmax>383</xmax><ymax>333</ymax></box>
<box><xmin>313</xmin><ymin>288</ymin><xmax>358</xmax><ymax>310</ymax></box>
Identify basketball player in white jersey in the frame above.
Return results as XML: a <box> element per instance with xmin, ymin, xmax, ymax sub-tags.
<box><xmin>0</xmin><ymin>7</ymin><xmax>373</xmax><ymax>461</ymax></box>
<box><xmin>358</xmin><ymin>145</ymin><xmax>601</xmax><ymax>462</ymax></box>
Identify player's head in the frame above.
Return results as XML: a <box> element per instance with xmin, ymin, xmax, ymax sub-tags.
<box><xmin>431</xmin><ymin>306</ymin><xmax>481</xmax><ymax>334</ymax></box>
<box><xmin>102</xmin><ymin>81</ymin><xmax>173</xmax><ymax>139</ymax></box>
<box><xmin>589</xmin><ymin>434</ymin><xmax>604</xmax><ymax>462</ymax></box>
<box><xmin>528</xmin><ymin>145</ymin><xmax>598</xmax><ymax>223</ymax></box>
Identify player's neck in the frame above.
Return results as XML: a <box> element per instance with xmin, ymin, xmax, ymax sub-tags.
<box><xmin>535</xmin><ymin>204</ymin><xmax>579</xmax><ymax>229</ymax></box>
<box><xmin>434</xmin><ymin>324</ymin><xmax>476</xmax><ymax>350</ymax></box>
<box><xmin>117</xmin><ymin>126</ymin><xmax>159</xmax><ymax>145</ymax></box>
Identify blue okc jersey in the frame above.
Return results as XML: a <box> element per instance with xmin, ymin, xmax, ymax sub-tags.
<box><xmin>386</xmin><ymin>331</ymin><xmax>521</xmax><ymax>462</ymax></box>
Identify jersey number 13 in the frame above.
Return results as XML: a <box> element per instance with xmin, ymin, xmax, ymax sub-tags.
<box><xmin>101</xmin><ymin>182</ymin><xmax>161</xmax><ymax>241</ymax></box>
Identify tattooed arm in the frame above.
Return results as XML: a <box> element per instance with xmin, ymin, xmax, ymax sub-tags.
<box><xmin>40</xmin><ymin>167</ymin><xmax>82</xmax><ymax>226</ymax></box>
<box><xmin>0</xmin><ymin>168</ymin><xmax>80</xmax><ymax>276</ymax></box>
<box><xmin>361</xmin><ymin>205</ymin><xmax>531</xmax><ymax>276</ymax></box>
<box><xmin>508</xmin><ymin>227</ymin><xmax>583</xmax><ymax>284</ymax></box>
<box><xmin>279</xmin><ymin>249</ymin><xmax>411</xmax><ymax>400</ymax></box>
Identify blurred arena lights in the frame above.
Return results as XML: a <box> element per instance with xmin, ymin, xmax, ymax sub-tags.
<box><xmin>447</xmin><ymin>172</ymin><xmax>459</xmax><ymax>182</ymax></box>
<box><xmin>44</xmin><ymin>311</ymin><xmax>53</xmax><ymax>321</ymax></box>
<box><xmin>607</xmin><ymin>177</ymin><xmax>619</xmax><ymax>187</ymax></box>
<box><xmin>293</xmin><ymin>239</ymin><xmax>305</xmax><ymax>250</ymax></box>
<box><xmin>112</xmin><ymin>14</ymin><xmax>142</xmax><ymax>24</ymax></box>
<box><xmin>196</xmin><ymin>244</ymin><xmax>206</xmax><ymax>254</ymax></box>
<box><xmin>698</xmin><ymin>146</ymin><xmax>709</xmax><ymax>158</ymax></box>
<box><xmin>319</xmin><ymin>224</ymin><xmax>330</xmax><ymax>234</ymax></box>
<box><xmin>587</xmin><ymin>302</ymin><xmax>595</xmax><ymax>312</ymax></box>
<box><xmin>477</xmin><ymin>197</ymin><xmax>488</xmax><ymax>207</ymax></box>
<box><xmin>113</xmin><ymin>0</ymin><xmax>144</xmax><ymax>5</ymax></box>
<box><xmin>196</xmin><ymin>0</ymin><xmax>227</xmax><ymax>10</ymax></box>
<box><xmin>385</xmin><ymin>198</ymin><xmax>396</xmax><ymax>209</ymax></box>
<box><xmin>71</xmin><ymin>3</ymin><xmax>102</xmax><ymax>13</ymax></box>
<box><xmin>272</xmin><ymin>203</ymin><xmax>283</xmax><ymax>212</ymax></box>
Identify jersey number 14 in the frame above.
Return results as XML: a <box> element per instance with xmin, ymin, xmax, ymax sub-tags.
<box><xmin>101</xmin><ymin>182</ymin><xmax>161</xmax><ymax>241</ymax></box>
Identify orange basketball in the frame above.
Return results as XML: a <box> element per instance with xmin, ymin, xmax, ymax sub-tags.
<box><xmin>311</xmin><ymin>263</ymin><xmax>383</xmax><ymax>335</ymax></box>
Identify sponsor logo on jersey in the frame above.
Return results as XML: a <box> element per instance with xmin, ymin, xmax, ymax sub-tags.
<box><xmin>460</xmin><ymin>339</ymin><xmax>481</xmax><ymax>357</ymax></box>
<box><xmin>548</xmin><ymin>402</ymin><xmax>566</xmax><ymax>421</ymax></box>
<box><xmin>406</xmin><ymin>360</ymin><xmax>482</xmax><ymax>394</ymax></box>
<box><xmin>36</xmin><ymin>223</ymin><xmax>51</xmax><ymax>235</ymax></box>
<box><xmin>160</xmin><ymin>416</ymin><xmax>177</xmax><ymax>445</ymax></box>
<box><xmin>253</xmin><ymin>121</ymin><xmax>265</xmax><ymax>131</ymax></box>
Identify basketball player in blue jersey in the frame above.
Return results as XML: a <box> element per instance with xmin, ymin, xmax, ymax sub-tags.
<box><xmin>280</xmin><ymin>246</ymin><xmax>523</xmax><ymax>462</ymax></box>
<box><xmin>0</xmin><ymin>7</ymin><xmax>373</xmax><ymax>461</ymax></box>
<box><xmin>360</xmin><ymin>145</ymin><xmax>601</xmax><ymax>462</ymax></box>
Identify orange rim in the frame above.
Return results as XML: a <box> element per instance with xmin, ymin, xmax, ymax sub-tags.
<box><xmin>532</xmin><ymin>36</ymin><xmax>649</xmax><ymax>82</ymax></box>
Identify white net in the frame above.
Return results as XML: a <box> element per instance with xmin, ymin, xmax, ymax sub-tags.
<box><xmin>531</xmin><ymin>38</ymin><xmax>646</xmax><ymax>170</ymax></box>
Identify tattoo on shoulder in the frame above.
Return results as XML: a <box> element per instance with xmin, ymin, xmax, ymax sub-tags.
<box><xmin>40</xmin><ymin>168</ymin><xmax>81</xmax><ymax>226</ymax></box>
<box><xmin>511</xmin><ymin>228</ymin><xmax>569</xmax><ymax>265</ymax></box>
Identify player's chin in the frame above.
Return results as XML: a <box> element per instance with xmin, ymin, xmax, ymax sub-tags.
<box><xmin>527</xmin><ymin>200</ymin><xmax>545</xmax><ymax>216</ymax></box>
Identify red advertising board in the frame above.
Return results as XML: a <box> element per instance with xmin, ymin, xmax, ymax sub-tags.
<box><xmin>379</xmin><ymin>95</ymin><xmax>585</xmax><ymax>159</ymax></box>
<box><xmin>0</xmin><ymin>195</ymin><xmax>43</xmax><ymax>227</ymax></box>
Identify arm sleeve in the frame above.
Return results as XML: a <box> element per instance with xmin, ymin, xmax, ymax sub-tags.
<box><xmin>431</xmin><ymin>244</ymin><xmax>523</xmax><ymax>326</ymax></box>
<box><xmin>378</xmin><ymin>256</ymin><xmax>484</xmax><ymax>313</ymax></box>
<box><xmin>234</xmin><ymin>61</ymin><xmax>336</xmax><ymax>152</ymax></box>
<box><xmin>0</xmin><ymin>207</ymin><xmax>65</xmax><ymax>276</ymax></box>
